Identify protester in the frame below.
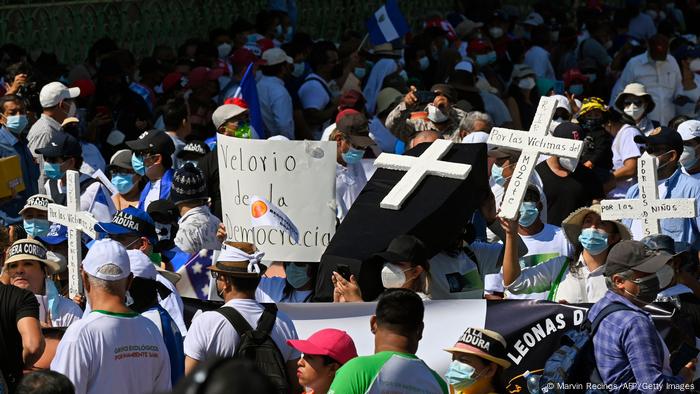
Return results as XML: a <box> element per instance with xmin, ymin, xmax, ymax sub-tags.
<box><xmin>504</xmin><ymin>64</ymin><xmax>539</xmax><ymax>131</ymax></box>
<box><xmin>576</xmin><ymin>97</ymin><xmax>613</xmax><ymax>182</ymax></box>
<box><xmin>299</xmin><ymin>41</ymin><xmax>341</xmax><ymax>139</ymax></box>
<box><xmin>603</xmin><ymin>108</ymin><xmax>642</xmax><ymax>198</ymax></box>
<box><xmin>162</xmin><ymin>97</ymin><xmax>191</xmax><ymax>169</ymax></box>
<box><xmin>19</xmin><ymin>194</ymin><xmax>53</xmax><ymax>239</ymax></box>
<box><xmin>26</xmin><ymin>82</ymin><xmax>80</xmax><ymax>161</ymax></box>
<box><xmin>176</xmin><ymin>140</ymin><xmax>210</xmax><ymax>168</ymax></box>
<box><xmin>172</xmin><ymin>358</ymin><xmax>277</xmax><ymax>394</ymax></box>
<box><xmin>258</xmin><ymin>47</ymin><xmax>295</xmax><ymax>139</ymax></box>
<box><xmin>677</xmin><ymin>119</ymin><xmax>700</xmax><ymax>180</ymax></box>
<box><xmin>333</xmin><ymin>110</ymin><xmax>373</xmax><ymax>221</ymax></box>
<box><xmin>258</xmin><ymin>262</ymin><xmax>318</xmax><ymax>303</ymax></box>
<box><xmin>613</xmin><ymin>82</ymin><xmax>658</xmax><ymax>136</ymax></box>
<box><xmin>125</xmin><ymin>129</ymin><xmax>176</xmax><ymax>211</ymax></box>
<box><xmin>51</xmin><ymin>239</ymin><xmax>171</xmax><ymax>393</ymax></box>
<box><xmin>15</xmin><ymin>370</ymin><xmax>75</xmax><ymax>394</ymax></box>
<box><xmin>108</xmin><ymin>149</ymin><xmax>142</xmax><ymax>210</ymax></box>
<box><xmin>328</xmin><ymin>289</ymin><xmax>448</xmax><ymax>393</ymax></box>
<box><xmin>456</xmin><ymin>111</ymin><xmax>492</xmax><ymax>143</ymax></box>
<box><xmin>443</xmin><ymin>327</ymin><xmax>511</xmax><ymax>393</ymax></box>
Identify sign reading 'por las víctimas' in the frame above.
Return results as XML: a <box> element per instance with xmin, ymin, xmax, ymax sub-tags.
<box><xmin>217</xmin><ymin>134</ymin><xmax>336</xmax><ymax>261</ymax></box>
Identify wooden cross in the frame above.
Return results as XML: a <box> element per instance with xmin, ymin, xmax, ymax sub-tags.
<box><xmin>486</xmin><ymin>97</ymin><xmax>584</xmax><ymax>220</ymax></box>
<box><xmin>47</xmin><ymin>170</ymin><xmax>98</xmax><ymax>298</ymax></box>
<box><xmin>600</xmin><ymin>152</ymin><xmax>696</xmax><ymax>236</ymax></box>
<box><xmin>373</xmin><ymin>139</ymin><xmax>472</xmax><ymax>210</ymax></box>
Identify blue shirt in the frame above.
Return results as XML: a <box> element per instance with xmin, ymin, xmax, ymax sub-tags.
<box><xmin>0</xmin><ymin>126</ymin><xmax>39</xmax><ymax>219</ymax></box>
<box><xmin>589</xmin><ymin>291</ymin><xmax>683</xmax><ymax>391</ymax></box>
<box><xmin>623</xmin><ymin>167</ymin><xmax>700</xmax><ymax>251</ymax></box>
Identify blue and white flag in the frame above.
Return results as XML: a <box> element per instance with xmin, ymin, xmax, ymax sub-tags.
<box><xmin>234</xmin><ymin>63</ymin><xmax>266</xmax><ymax>139</ymax></box>
<box><xmin>366</xmin><ymin>0</ymin><xmax>410</xmax><ymax>46</ymax></box>
<box><xmin>175</xmin><ymin>250</ymin><xmax>214</xmax><ymax>300</ymax></box>
<box><xmin>87</xmin><ymin>185</ymin><xmax>116</xmax><ymax>223</ymax></box>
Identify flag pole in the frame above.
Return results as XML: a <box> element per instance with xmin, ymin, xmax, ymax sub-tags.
<box><xmin>356</xmin><ymin>33</ymin><xmax>369</xmax><ymax>53</ymax></box>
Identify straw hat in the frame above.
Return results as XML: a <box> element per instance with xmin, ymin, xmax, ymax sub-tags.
<box><xmin>561</xmin><ymin>204</ymin><xmax>632</xmax><ymax>246</ymax></box>
<box><xmin>444</xmin><ymin>327</ymin><xmax>511</xmax><ymax>369</ymax></box>
<box><xmin>614</xmin><ymin>82</ymin><xmax>656</xmax><ymax>114</ymax></box>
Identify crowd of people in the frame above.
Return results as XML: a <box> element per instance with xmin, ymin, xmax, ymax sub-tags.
<box><xmin>3</xmin><ymin>0</ymin><xmax>700</xmax><ymax>392</ymax></box>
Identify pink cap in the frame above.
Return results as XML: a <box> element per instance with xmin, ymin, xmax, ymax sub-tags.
<box><xmin>287</xmin><ymin>329</ymin><xmax>358</xmax><ymax>365</ymax></box>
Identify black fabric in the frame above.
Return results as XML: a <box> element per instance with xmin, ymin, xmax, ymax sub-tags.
<box><xmin>580</xmin><ymin>127</ymin><xmax>613</xmax><ymax>172</ymax></box>
<box><xmin>0</xmin><ymin>283</ymin><xmax>39</xmax><ymax>392</ymax></box>
<box><xmin>536</xmin><ymin>161</ymin><xmax>604</xmax><ymax>226</ymax></box>
<box><xmin>47</xmin><ymin>176</ymin><xmax>98</xmax><ymax>206</ymax></box>
<box><xmin>197</xmin><ymin>149</ymin><xmax>221</xmax><ymax>220</ymax></box>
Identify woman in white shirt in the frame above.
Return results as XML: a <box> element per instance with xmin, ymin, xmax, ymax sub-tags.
<box><xmin>613</xmin><ymin>82</ymin><xmax>658</xmax><ymax>136</ymax></box>
<box><xmin>501</xmin><ymin>204</ymin><xmax>632</xmax><ymax>303</ymax></box>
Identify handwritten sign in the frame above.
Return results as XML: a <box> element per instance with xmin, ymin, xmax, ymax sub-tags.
<box><xmin>373</xmin><ymin>139</ymin><xmax>472</xmax><ymax>210</ymax></box>
<box><xmin>217</xmin><ymin>135</ymin><xmax>336</xmax><ymax>261</ymax></box>
<box><xmin>487</xmin><ymin>97</ymin><xmax>584</xmax><ymax>220</ymax></box>
<box><xmin>600</xmin><ymin>152</ymin><xmax>696</xmax><ymax>236</ymax></box>
<box><xmin>47</xmin><ymin>170</ymin><xmax>98</xmax><ymax>298</ymax></box>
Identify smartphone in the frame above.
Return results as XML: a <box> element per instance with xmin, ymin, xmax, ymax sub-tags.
<box><xmin>671</xmin><ymin>342</ymin><xmax>699</xmax><ymax>374</ymax></box>
<box><xmin>415</xmin><ymin>90</ymin><xmax>436</xmax><ymax>104</ymax></box>
<box><xmin>336</xmin><ymin>264</ymin><xmax>352</xmax><ymax>281</ymax></box>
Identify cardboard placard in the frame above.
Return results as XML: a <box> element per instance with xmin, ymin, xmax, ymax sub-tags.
<box><xmin>0</xmin><ymin>155</ymin><xmax>25</xmax><ymax>198</ymax></box>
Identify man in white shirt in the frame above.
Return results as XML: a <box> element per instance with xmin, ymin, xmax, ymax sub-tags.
<box><xmin>523</xmin><ymin>26</ymin><xmax>556</xmax><ymax>81</ymax></box>
<box><xmin>125</xmin><ymin>129</ymin><xmax>176</xmax><ymax>211</ymax></box>
<box><xmin>612</xmin><ymin>34</ymin><xmax>683</xmax><ymax>126</ymax></box>
<box><xmin>257</xmin><ymin>48</ymin><xmax>295</xmax><ymax>139</ymax></box>
<box><xmin>184</xmin><ymin>242</ymin><xmax>301</xmax><ymax>392</ymax></box>
<box><xmin>298</xmin><ymin>41</ymin><xmax>341</xmax><ymax>139</ymax></box>
<box><xmin>51</xmin><ymin>239</ymin><xmax>171</xmax><ymax>394</ymax></box>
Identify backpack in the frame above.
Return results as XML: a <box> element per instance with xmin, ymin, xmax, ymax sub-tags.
<box><xmin>216</xmin><ymin>303</ymin><xmax>289</xmax><ymax>394</ymax></box>
<box><xmin>538</xmin><ymin>302</ymin><xmax>631</xmax><ymax>393</ymax></box>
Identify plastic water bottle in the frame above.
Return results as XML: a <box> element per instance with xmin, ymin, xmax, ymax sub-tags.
<box><xmin>524</xmin><ymin>370</ymin><xmax>542</xmax><ymax>394</ymax></box>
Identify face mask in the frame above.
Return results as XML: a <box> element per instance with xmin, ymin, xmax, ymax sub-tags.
<box><xmin>285</xmin><ymin>264</ymin><xmax>310</xmax><ymax>289</ymax></box>
<box><xmin>3</xmin><ymin>114</ymin><xmax>28</xmax><ymax>134</ymax></box>
<box><xmin>559</xmin><ymin>157</ymin><xmax>579</xmax><ymax>172</ymax></box>
<box><xmin>292</xmin><ymin>62</ymin><xmax>305</xmax><ymax>78</ymax></box>
<box><xmin>247</xmin><ymin>34</ymin><xmax>258</xmax><ymax>43</ymax></box>
<box><xmin>486</xmin><ymin>51</ymin><xmax>497</xmax><ymax>64</ymax></box>
<box><xmin>690</xmin><ymin>59</ymin><xmax>700</xmax><ymax>73</ymax></box>
<box><xmin>44</xmin><ymin>162</ymin><xmax>64</xmax><ymax>180</ymax></box>
<box><xmin>491</xmin><ymin>163</ymin><xmax>506</xmax><ymax>186</ymax></box>
<box><xmin>680</xmin><ymin>145</ymin><xmax>699</xmax><ymax>169</ymax></box>
<box><xmin>418</xmin><ymin>56</ymin><xmax>430</xmax><ymax>71</ymax></box>
<box><xmin>398</xmin><ymin>70</ymin><xmax>408</xmax><ymax>81</ymax></box>
<box><xmin>381</xmin><ymin>263</ymin><xmax>411</xmax><ymax>289</ymax></box>
<box><xmin>569</xmin><ymin>84</ymin><xmax>584</xmax><ymax>95</ymax></box>
<box><xmin>624</xmin><ymin>103</ymin><xmax>645</xmax><ymax>121</ymax></box>
<box><xmin>581</xmin><ymin>117</ymin><xmax>604</xmax><ymax>131</ymax></box>
<box><xmin>652</xmin><ymin>150</ymin><xmax>675</xmax><ymax>173</ymax></box>
<box><xmin>342</xmin><ymin>146</ymin><xmax>364</xmax><ymax>165</ymax></box>
<box><xmin>489</xmin><ymin>26</ymin><xmax>504</xmax><ymax>39</ymax></box>
<box><xmin>217</xmin><ymin>43</ymin><xmax>232</xmax><ymax>59</ymax></box>
<box><xmin>131</xmin><ymin>154</ymin><xmax>146</xmax><ymax>176</ymax></box>
<box><xmin>656</xmin><ymin>264</ymin><xmax>674</xmax><ymax>289</ymax></box>
<box><xmin>578</xmin><ymin>228</ymin><xmax>609</xmax><ymax>255</ymax></box>
<box><xmin>624</xmin><ymin>274</ymin><xmax>660</xmax><ymax>304</ymax></box>
<box><xmin>519</xmin><ymin>201</ymin><xmax>539</xmax><ymax>227</ymax></box>
<box><xmin>445</xmin><ymin>360</ymin><xmax>479</xmax><ymax>390</ymax></box>
<box><xmin>518</xmin><ymin>77</ymin><xmax>536</xmax><ymax>90</ymax></box>
<box><xmin>24</xmin><ymin>218</ymin><xmax>51</xmax><ymax>237</ymax></box>
<box><xmin>354</xmin><ymin>67</ymin><xmax>366</xmax><ymax>79</ymax></box>
<box><xmin>111</xmin><ymin>173</ymin><xmax>135</xmax><ymax>194</ymax></box>
<box><xmin>476</xmin><ymin>53</ymin><xmax>491</xmax><ymax>66</ymax></box>
<box><xmin>233</xmin><ymin>121</ymin><xmax>252</xmax><ymax>139</ymax></box>
<box><xmin>275</xmin><ymin>24</ymin><xmax>283</xmax><ymax>36</ymax></box>
<box><xmin>427</xmin><ymin>104</ymin><xmax>449</xmax><ymax>123</ymax></box>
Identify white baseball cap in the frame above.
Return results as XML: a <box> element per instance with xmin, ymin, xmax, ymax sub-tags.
<box><xmin>212</xmin><ymin>104</ymin><xmax>247</xmax><ymax>129</ymax></box>
<box><xmin>677</xmin><ymin>120</ymin><xmax>700</xmax><ymax>141</ymax></box>
<box><xmin>261</xmin><ymin>48</ymin><xmax>293</xmax><ymax>66</ymax></box>
<box><xmin>82</xmin><ymin>239</ymin><xmax>131</xmax><ymax>281</ymax></box>
<box><xmin>39</xmin><ymin>82</ymin><xmax>80</xmax><ymax>108</ymax></box>
<box><xmin>127</xmin><ymin>249</ymin><xmax>157</xmax><ymax>280</ymax></box>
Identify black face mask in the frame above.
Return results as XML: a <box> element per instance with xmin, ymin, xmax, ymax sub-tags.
<box><xmin>580</xmin><ymin>117</ymin><xmax>604</xmax><ymax>131</ymax></box>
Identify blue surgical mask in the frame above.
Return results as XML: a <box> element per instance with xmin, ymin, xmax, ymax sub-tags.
<box><xmin>3</xmin><ymin>114</ymin><xmax>28</xmax><ymax>134</ymax></box>
<box><xmin>111</xmin><ymin>173</ymin><xmax>135</xmax><ymax>194</ymax></box>
<box><xmin>131</xmin><ymin>154</ymin><xmax>146</xmax><ymax>176</ymax></box>
<box><xmin>342</xmin><ymin>147</ymin><xmax>365</xmax><ymax>165</ymax></box>
<box><xmin>491</xmin><ymin>164</ymin><xmax>506</xmax><ymax>186</ymax></box>
<box><xmin>43</xmin><ymin>162</ymin><xmax>64</xmax><ymax>180</ymax></box>
<box><xmin>578</xmin><ymin>228</ymin><xmax>609</xmax><ymax>255</ymax></box>
<box><xmin>519</xmin><ymin>201</ymin><xmax>539</xmax><ymax>227</ymax></box>
<box><xmin>418</xmin><ymin>56</ymin><xmax>430</xmax><ymax>71</ymax></box>
<box><xmin>398</xmin><ymin>70</ymin><xmax>408</xmax><ymax>81</ymax></box>
<box><xmin>354</xmin><ymin>67</ymin><xmax>366</xmax><ymax>79</ymax></box>
<box><xmin>24</xmin><ymin>218</ymin><xmax>51</xmax><ymax>237</ymax></box>
<box><xmin>285</xmin><ymin>264</ymin><xmax>310</xmax><ymax>289</ymax></box>
<box><xmin>445</xmin><ymin>360</ymin><xmax>479</xmax><ymax>390</ymax></box>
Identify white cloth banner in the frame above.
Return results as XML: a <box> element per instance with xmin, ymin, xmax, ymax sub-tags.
<box><xmin>217</xmin><ymin>135</ymin><xmax>336</xmax><ymax>261</ymax></box>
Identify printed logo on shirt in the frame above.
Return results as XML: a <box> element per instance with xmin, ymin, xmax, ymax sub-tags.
<box><xmin>114</xmin><ymin>344</ymin><xmax>161</xmax><ymax>360</ymax></box>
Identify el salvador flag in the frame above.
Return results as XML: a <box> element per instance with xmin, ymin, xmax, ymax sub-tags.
<box><xmin>235</xmin><ymin>63</ymin><xmax>266</xmax><ymax>139</ymax></box>
<box><xmin>366</xmin><ymin>0</ymin><xmax>410</xmax><ymax>46</ymax></box>
<box><xmin>175</xmin><ymin>250</ymin><xmax>214</xmax><ymax>300</ymax></box>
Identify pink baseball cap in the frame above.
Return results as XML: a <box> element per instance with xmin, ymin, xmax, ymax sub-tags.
<box><xmin>287</xmin><ymin>329</ymin><xmax>358</xmax><ymax>365</ymax></box>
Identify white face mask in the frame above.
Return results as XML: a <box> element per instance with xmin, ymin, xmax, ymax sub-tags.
<box><xmin>624</xmin><ymin>103</ymin><xmax>646</xmax><ymax>121</ymax></box>
<box><xmin>680</xmin><ymin>145</ymin><xmax>699</xmax><ymax>169</ymax></box>
<box><xmin>689</xmin><ymin>59</ymin><xmax>700</xmax><ymax>73</ymax></box>
<box><xmin>489</xmin><ymin>26</ymin><xmax>504</xmax><ymax>39</ymax></box>
<box><xmin>518</xmin><ymin>77</ymin><xmax>536</xmax><ymax>90</ymax></box>
<box><xmin>217</xmin><ymin>43</ymin><xmax>232</xmax><ymax>59</ymax></box>
<box><xmin>418</xmin><ymin>56</ymin><xmax>430</xmax><ymax>71</ymax></box>
<box><xmin>381</xmin><ymin>263</ymin><xmax>411</xmax><ymax>289</ymax></box>
<box><xmin>427</xmin><ymin>104</ymin><xmax>449</xmax><ymax>123</ymax></box>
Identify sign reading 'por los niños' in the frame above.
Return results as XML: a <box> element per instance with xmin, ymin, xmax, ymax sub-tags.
<box><xmin>217</xmin><ymin>134</ymin><xmax>336</xmax><ymax>262</ymax></box>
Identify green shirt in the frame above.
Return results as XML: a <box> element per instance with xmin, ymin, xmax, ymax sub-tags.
<box><xmin>328</xmin><ymin>351</ymin><xmax>448</xmax><ymax>394</ymax></box>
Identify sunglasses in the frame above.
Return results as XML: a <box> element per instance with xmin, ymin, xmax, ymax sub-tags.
<box><xmin>623</xmin><ymin>98</ymin><xmax>644</xmax><ymax>107</ymax></box>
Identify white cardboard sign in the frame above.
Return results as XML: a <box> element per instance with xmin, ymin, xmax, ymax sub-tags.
<box><xmin>47</xmin><ymin>170</ymin><xmax>98</xmax><ymax>298</ymax></box>
<box><xmin>217</xmin><ymin>135</ymin><xmax>336</xmax><ymax>262</ymax></box>
<box><xmin>600</xmin><ymin>152</ymin><xmax>696</xmax><ymax>236</ymax></box>
<box><xmin>373</xmin><ymin>139</ymin><xmax>472</xmax><ymax>210</ymax></box>
<box><xmin>487</xmin><ymin>97</ymin><xmax>584</xmax><ymax>220</ymax></box>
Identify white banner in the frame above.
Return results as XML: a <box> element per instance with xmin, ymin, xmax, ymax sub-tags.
<box><xmin>279</xmin><ymin>299</ymin><xmax>487</xmax><ymax>375</ymax></box>
<box><xmin>217</xmin><ymin>135</ymin><xmax>336</xmax><ymax>262</ymax></box>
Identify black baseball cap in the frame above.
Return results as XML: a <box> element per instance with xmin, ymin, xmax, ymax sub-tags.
<box><xmin>125</xmin><ymin>129</ymin><xmax>175</xmax><ymax>156</ymax></box>
<box><xmin>552</xmin><ymin>122</ymin><xmax>583</xmax><ymax>140</ymax></box>
<box><xmin>605</xmin><ymin>240</ymin><xmax>673</xmax><ymax>277</ymax></box>
<box><xmin>35</xmin><ymin>133</ymin><xmax>82</xmax><ymax>158</ymax></box>
<box><xmin>633</xmin><ymin>126</ymin><xmax>683</xmax><ymax>153</ymax></box>
<box><xmin>374</xmin><ymin>235</ymin><xmax>428</xmax><ymax>267</ymax></box>
<box><xmin>147</xmin><ymin>199</ymin><xmax>179</xmax><ymax>224</ymax></box>
<box><xmin>176</xmin><ymin>140</ymin><xmax>210</xmax><ymax>159</ymax></box>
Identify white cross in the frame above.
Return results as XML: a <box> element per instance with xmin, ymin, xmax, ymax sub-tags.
<box><xmin>47</xmin><ymin>170</ymin><xmax>98</xmax><ymax>298</ymax></box>
<box><xmin>487</xmin><ymin>97</ymin><xmax>584</xmax><ymax>220</ymax></box>
<box><xmin>373</xmin><ymin>139</ymin><xmax>472</xmax><ymax>210</ymax></box>
<box><xmin>600</xmin><ymin>152</ymin><xmax>696</xmax><ymax>236</ymax></box>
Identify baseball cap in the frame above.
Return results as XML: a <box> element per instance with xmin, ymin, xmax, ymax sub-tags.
<box><xmin>677</xmin><ymin>120</ymin><xmax>700</xmax><ymax>141</ymax></box>
<box><xmin>4</xmin><ymin>239</ymin><xmax>59</xmax><ymax>274</ymax></box>
<box><xmin>82</xmin><ymin>239</ymin><xmax>131</xmax><ymax>281</ymax></box>
<box><xmin>125</xmin><ymin>129</ymin><xmax>176</xmax><ymax>156</ymax></box>
<box><xmin>109</xmin><ymin>149</ymin><xmax>134</xmax><ymax>172</ymax></box>
<box><xmin>19</xmin><ymin>194</ymin><xmax>53</xmax><ymax>215</ymax></box>
<box><xmin>431</xmin><ymin>83</ymin><xmax>456</xmax><ymax>102</ymax></box>
<box><xmin>444</xmin><ymin>327</ymin><xmax>511</xmax><ymax>368</ymax></box>
<box><xmin>95</xmin><ymin>207</ymin><xmax>157</xmax><ymax>242</ymax></box>
<box><xmin>552</xmin><ymin>122</ymin><xmax>583</xmax><ymax>140</ymax></box>
<box><xmin>39</xmin><ymin>82</ymin><xmax>80</xmax><ymax>108</ymax></box>
<box><xmin>487</xmin><ymin>146</ymin><xmax>521</xmax><ymax>160</ymax></box>
<box><xmin>261</xmin><ymin>48</ymin><xmax>293</xmax><ymax>66</ymax></box>
<box><xmin>287</xmin><ymin>329</ymin><xmax>358</xmax><ymax>365</ymax></box>
<box><xmin>127</xmin><ymin>249</ymin><xmax>158</xmax><ymax>280</ymax></box>
<box><xmin>336</xmin><ymin>110</ymin><xmax>375</xmax><ymax>148</ymax></box>
<box><xmin>176</xmin><ymin>141</ymin><xmax>210</xmax><ymax>159</ymax></box>
<box><xmin>38</xmin><ymin>223</ymin><xmax>68</xmax><ymax>245</ymax></box>
<box><xmin>640</xmin><ymin>234</ymin><xmax>680</xmax><ymax>255</ymax></box>
<box><xmin>212</xmin><ymin>104</ymin><xmax>247</xmax><ymax>129</ymax></box>
<box><xmin>633</xmin><ymin>126</ymin><xmax>683</xmax><ymax>152</ymax></box>
<box><xmin>35</xmin><ymin>133</ymin><xmax>82</xmax><ymax>158</ymax></box>
<box><xmin>523</xmin><ymin>11</ymin><xmax>544</xmax><ymax>26</ymax></box>
<box><xmin>376</xmin><ymin>88</ymin><xmax>403</xmax><ymax>115</ymax></box>
<box><xmin>338</xmin><ymin>90</ymin><xmax>366</xmax><ymax>111</ymax></box>
<box><xmin>605</xmin><ymin>240</ymin><xmax>673</xmax><ymax>277</ymax></box>
<box><xmin>374</xmin><ymin>235</ymin><xmax>428</xmax><ymax>266</ymax></box>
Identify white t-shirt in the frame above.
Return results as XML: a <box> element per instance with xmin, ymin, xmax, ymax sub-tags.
<box><xmin>608</xmin><ymin>124</ymin><xmax>642</xmax><ymax>198</ymax></box>
<box><xmin>429</xmin><ymin>243</ymin><xmax>502</xmax><ymax>299</ymax></box>
<box><xmin>184</xmin><ymin>299</ymin><xmax>301</xmax><ymax>362</ymax></box>
<box><xmin>256</xmin><ymin>277</ymin><xmax>313</xmax><ymax>303</ymax></box>
<box><xmin>51</xmin><ymin>310</ymin><xmax>171</xmax><ymax>394</ymax></box>
<box><xmin>36</xmin><ymin>294</ymin><xmax>83</xmax><ymax>327</ymax></box>
<box><xmin>298</xmin><ymin>73</ymin><xmax>333</xmax><ymax>139</ymax></box>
